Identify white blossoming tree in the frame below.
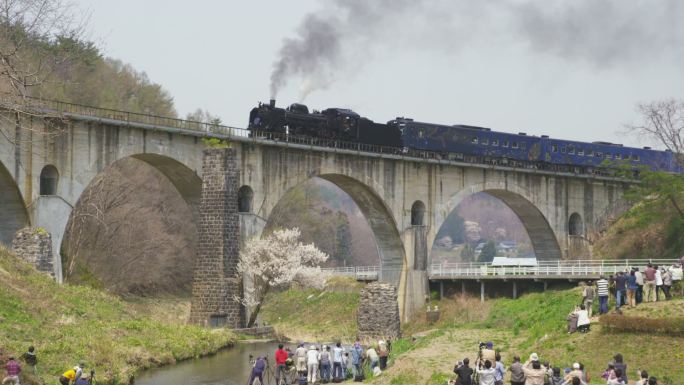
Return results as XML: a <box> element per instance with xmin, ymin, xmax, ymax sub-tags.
<box><xmin>236</xmin><ymin>228</ymin><xmax>329</xmax><ymax>327</ymax></box>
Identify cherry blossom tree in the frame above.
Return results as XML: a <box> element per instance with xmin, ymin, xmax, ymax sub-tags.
<box><xmin>236</xmin><ymin>228</ymin><xmax>329</xmax><ymax>327</ymax></box>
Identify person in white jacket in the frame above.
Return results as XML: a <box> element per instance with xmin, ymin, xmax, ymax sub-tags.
<box><xmin>306</xmin><ymin>345</ymin><xmax>320</xmax><ymax>384</ymax></box>
<box><xmin>476</xmin><ymin>360</ymin><xmax>496</xmax><ymax>385</ymax></box>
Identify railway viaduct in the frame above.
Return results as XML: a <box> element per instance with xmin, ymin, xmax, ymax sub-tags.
<box><xmin>0</xmin><ymin>99</ymin><xmax>629</xmax><ymax>326</ymax></box>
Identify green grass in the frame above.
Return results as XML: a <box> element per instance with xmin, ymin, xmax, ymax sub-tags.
<box><xmin>0</xmin><ymin>246</ymin><xmax>235</xmax><ymax>385</ymax></box>
<box><xmin>381</xmin><ymin>288</ymin><xmax>683</xmax><ymax>385</ymax></box>
<box><xmin>477</xmin><ymin>287</ymin><xmax>579</xmax><ymax>348</ymax></box>
<box><xmin>260</xmin><ymin>278</ymin><xmax>361</xmax><ymax>342</ymax></box>
<box><xmin>389</xmin><ymin>372</ymin><xmax>418</xmax><ymax>385</ymax></box>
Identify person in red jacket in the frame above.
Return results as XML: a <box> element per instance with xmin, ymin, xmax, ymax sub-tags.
<box><xmin>3</xmin><ymin>356</ymin><xmax>21</xmax><ymax>385</ymax></box>
<box><xmin>275</xmin><ymin>343</ymin><xmax>290</xmax><ymax>385</ymax></box>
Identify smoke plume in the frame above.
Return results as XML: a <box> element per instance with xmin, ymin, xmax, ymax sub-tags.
<box><xmin>270</xmin><ymin>0</ymin><xmax>684</xmax><ymax>100</ymax></box>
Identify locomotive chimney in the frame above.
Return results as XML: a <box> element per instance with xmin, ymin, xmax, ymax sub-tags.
<box><xmin>269</xmin><ymin>99</ymin><xmax>276</xmax><ymax>108</ymax></box>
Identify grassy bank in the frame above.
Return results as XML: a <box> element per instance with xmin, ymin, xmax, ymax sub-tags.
<box><xmin>260</xmin><ymin>277</ymin><xmax>362</xmax><ymax>342</ymax></box>
<box><xmin>0</xmin><ymin>247</ymin><xmax>235</xmax><ymax>385</ymax></box>
<box><xmin>374</xmin><ymin>288</ymin><xmax>683</xmax><ymax>385</ymax></box>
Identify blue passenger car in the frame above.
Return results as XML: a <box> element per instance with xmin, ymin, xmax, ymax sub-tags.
<box><xmin>540</xmin><ymin>137</ymin><xmax>675</xmax><ymax>172</ymax></box>
<box><xmin>390</xmin><ymin>118</ymin><xmax>541</xmax><ymax>166</ymax></box>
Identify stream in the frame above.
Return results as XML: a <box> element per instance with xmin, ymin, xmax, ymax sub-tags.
<box><xmin>135</xmin><ymin>341</ymin><xmax>287</xmax><ymax>385</ymax></box>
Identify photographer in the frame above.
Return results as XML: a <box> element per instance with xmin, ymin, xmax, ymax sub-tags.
<box><xmin>453</xmin><ymin>358</ymin><xmax>474</xmax><ymax>385</ymax></box>
<box><xmin>75</xmin><ymin>370</ymin><xmax>95</xmax><ymax>385</ymax></box>
<box><xmin>248</xmin><ymin>356</ymin><xmax>267</xmax><ymax>385</ymax></box>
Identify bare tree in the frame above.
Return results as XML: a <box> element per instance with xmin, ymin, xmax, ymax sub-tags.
<box><xmin>0</xmin><ymin>0</ymin><xmax>88</xmax><ymax>148</ymax></box>
<box><xmin>625</xmin><ymin>99</ymin><xmax>684</xmax><ymax>159</ymax></box>
<box><xmin>0</xmin><ymin>0</ymin><xmax>86</xmax><ymax>97</ymax></box>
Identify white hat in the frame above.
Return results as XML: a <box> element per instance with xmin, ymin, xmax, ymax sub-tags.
<box><xmin>530</xmin><ymin>353</ymin><xmax>539</xmax><ymax>361</ymax></box>
<box><xmin>573</xmin><ymin>363</ymin><xmax>580</xmax><ymax>370</ymax></box>
<box><xmin>310</xmin><ymin>345</ymin><xmax>316</xmax><ymax>350</ymax></box>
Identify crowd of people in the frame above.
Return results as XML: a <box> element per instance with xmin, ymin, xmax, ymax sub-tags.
<box><xmin>565</xmin><ymin>262</ymin><xmax>683</xmax><ymax>334</ymax></box>
<box><xmin>450</xmin><ymin>345</ymin><xmax>665</xmax><ymax>385</ymax></box>
<box><xmin>248</xmin><ymin>339</ymin><xmax>391</xmax><ymax>385</ymax></box>
<box><xmin>1</xmin><ymin>346</ymin><xmax>93</xmax><ymax>385</ymax></box>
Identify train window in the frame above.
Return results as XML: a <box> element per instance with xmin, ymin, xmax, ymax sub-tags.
<box><xmin>568</xmin><ymin>147</ymin><xmax>575</xmax><ymax>154</ymax></box>
<box><xmin>561</xmin><ymin>146</ymin><xmax>566</xmax><ymax>153</ymax></box>
<box><xmin>587</xmin><ymin>149</ymin><xmax>594</xmax><ymax>156</ymax></box>
<box><xmin>471</xmin><ymin>137</ymin><xmax>478</xmax><ymax>144</ymax></box>
<box><xmin>615</xmin><ymin>154</ymin><xmax>622</xmax><ymax>160</ymax></box>
<box><xmin>502</xmin><ymin>140</ymin><xmax>509</xmax><ymax>147</ymax></box>
<box><xmin>596</xmin><ymin>152</ymin><xmax>602</xmax><ymax>158</ymax></box>
<box><xmin>633</xmin><ymin>155</ymin><xmax>640</xmax><ymax>161</ymax></box>
<box><xmin>482</xmin><ymin>138</ymin><xmax>489</xmax><ymax>145</ymax></box>
<box><xmin>521</xmin><ymin>142</ymin><xmax>526</xmax><ymax>149</ymax></box>
<box><xmin>551</xmin><ymin>145</ymin><xmax>558</xmax><ymax>152</ymax></box>
<box><xmin>605</xmin><ymin>153</ymin><xmax>612</xmax><ymax>159</ymax></box>
<box><xmin>512</xmin><ymin>142</ymin><xmax>519</xmax><ymax>149</ymax></box>
<box><xmin>418</xmin><ymin>130</ymin><xmax>424</xmax><ymax>138</ymax></box>
<box><xmin>578</xmin><ymin>149</ymin><xmax>584</xmax><ymax>156</ymax></box>
<box><xmin>492</xmin><ymin>139</ymin><xmax>499</xmax><ymax>146</ymax></box>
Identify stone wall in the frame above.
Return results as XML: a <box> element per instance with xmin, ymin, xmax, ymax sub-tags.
<box><xmin>12</xmin><ymin>227</ymin><xmax>54</xmax><ymax>277</ymax></box>
<box><xmin>357</xmin><ymin>282</ymin><xmax>401</xmax><ymax>341</ymax></box>
<box><xmin>189</xmin><ymin>148</ymin><xmax>244</xmax><ymax>328</ymax></box>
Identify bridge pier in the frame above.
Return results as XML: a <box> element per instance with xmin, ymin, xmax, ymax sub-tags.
<box><xmin>189</xmin><ymin>148</ymin><xmax>244</xmax><ymax>328</ymax></box>
<box><xmin>512</xmin><ymin>281</ymin><xmax>517</xmax><ymax>299</ymax></box>
<box><xmin>480</xmin><ymin>281</ymin><xmax>485</xmax><ymax>303</ymax></box>
<box><xmin>462</xmin><ymin>281</ymin><xmax>466</xmax><ymax>297</ymax></box>
<box><xmin>439</xmin><ymin>281</ymin><xmax>444</xmax><ymax>300</ymax></box>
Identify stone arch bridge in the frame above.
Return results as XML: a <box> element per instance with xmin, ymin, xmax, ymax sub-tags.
<box><xmin>0</xmin><ymin>100</ymin><xmax>628</xmax><ymax>326</ymax></box>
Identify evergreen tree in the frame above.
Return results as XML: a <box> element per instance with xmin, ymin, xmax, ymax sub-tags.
<box><xmin>479</xmin><ymin>240</ymin><xmax>497</xmax><ymax>263</ymax></box>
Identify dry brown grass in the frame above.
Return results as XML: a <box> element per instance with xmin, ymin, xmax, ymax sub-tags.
<box><xmin>402</xmin><ymin>294</ymin><xmax>491</xmax><ymax>336</ymax></box>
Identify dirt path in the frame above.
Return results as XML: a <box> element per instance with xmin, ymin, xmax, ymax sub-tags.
<box><xmin>372</xmin><ymin>328</ymin><xmax>521</xmax><ymax>385</ymax></box>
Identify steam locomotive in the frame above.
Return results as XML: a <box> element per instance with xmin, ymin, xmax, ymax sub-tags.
<box><xmin>249</xmin><ymin>100</ymin><xmax>680</xmax><ymax>174</ymax></box>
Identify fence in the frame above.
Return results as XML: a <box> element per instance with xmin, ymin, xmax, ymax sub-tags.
<box><xmin>429</xmin><ymin>259</ymin><xmax>679</xmax><ymax>279</ymax></box>
<box><xmin>322</xmin><ymin>266</ymin><xmax>381</xmax><ymax>281</ymax></box>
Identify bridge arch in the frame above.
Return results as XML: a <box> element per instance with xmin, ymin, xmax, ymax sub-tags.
<box><xmin>61</xmin><ymin>153</ymin><xmax>201</xmax><ymax>294</ymax></box>
<box><xmin>238</xmin><ymin>185</ymin><xmax>254</xmax><ymax>213</ymax></box>
<box><xmin>411</xmin><ymin>200</ymin><xmax>426</xmax><ymax>226</ymax></box>
<box><xmin>434</xmin><ymin>184</ymin><xmax>562</xmax><ymax>261</ymax></box>
<box><xmin>39</xmin><ymin>165</ymin><xmax>59</xmax><ymax>196</ymax></box>
<box><xmin>0</xmin><ymin>160</ymin><xmax>29</xmax><ymax>245</ymax></box>
<box><xmin>129</xmin><ymin>153</ymin><xmax>202</xmax><ymax>211</ymax></box>
<box><xmin>261</xmin><ymin>173</ymin><xmax>405</xmax><ymax>284</ymax></box>
<box><xmin>568</xmin><ymin>212</ymin><xmax>584</xmax><ymax>236</ymax></box>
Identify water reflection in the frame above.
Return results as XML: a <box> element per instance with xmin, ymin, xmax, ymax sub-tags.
<box><xmin>135</xmin><ymin>342</ymin><xmax>287</xmax><ymax>385</ymax></box>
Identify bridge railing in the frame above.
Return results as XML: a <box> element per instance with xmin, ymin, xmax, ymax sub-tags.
<box><xmin>0</xmin><ymin>94</ymin><xmax>248</xmax><ymax>136</ymax></box>
<box><xmin>322</xmin><ymin>266</ymin><xmax>380</xmax><ymax>280</ymax></box>
<box><xmin>429</xmin><ymin>259</ymin><xmax>679</xmax><ymax>278</ymax></box>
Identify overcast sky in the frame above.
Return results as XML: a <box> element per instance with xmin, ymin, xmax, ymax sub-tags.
<box><xmin>75</xmin><ymin>0</ymin><xmax>684</xmax><ymax>147</ymax></box>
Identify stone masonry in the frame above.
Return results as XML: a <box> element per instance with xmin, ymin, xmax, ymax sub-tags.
<box><xmin>189</xmin><ymin>148</ymin><xmax>244</xmax><ymax>328</ymax></box>
<box><xmin>12</xmin><ymin>227</ymin><xmax>54</xmax><ymax>277</ymax></box>
<box><xmin>357</xmin><ymin>282</ymin><xmax>401</xmax><ymax>341</ymax></box>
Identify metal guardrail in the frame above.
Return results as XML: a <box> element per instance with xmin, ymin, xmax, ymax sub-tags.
<box><xmin>322</xmin><ymin>266</ymin><xmax>380</xmax><ymax>280</ymax></box>
<box><xmin>429</xmin><ymin>259</ymin><xmax>680</xmax><ymax>279</ymax></box>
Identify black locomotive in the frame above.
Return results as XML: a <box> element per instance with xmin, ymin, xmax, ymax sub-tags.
<box><xmin>249</xmin><ymin>100</ymin><xmax>680</xmax><ymax>174</ymax></box>
<box><xmin>249</xmin><ymin>99</ymin><xmax>401</xmax><ymax>147</ymax></box>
